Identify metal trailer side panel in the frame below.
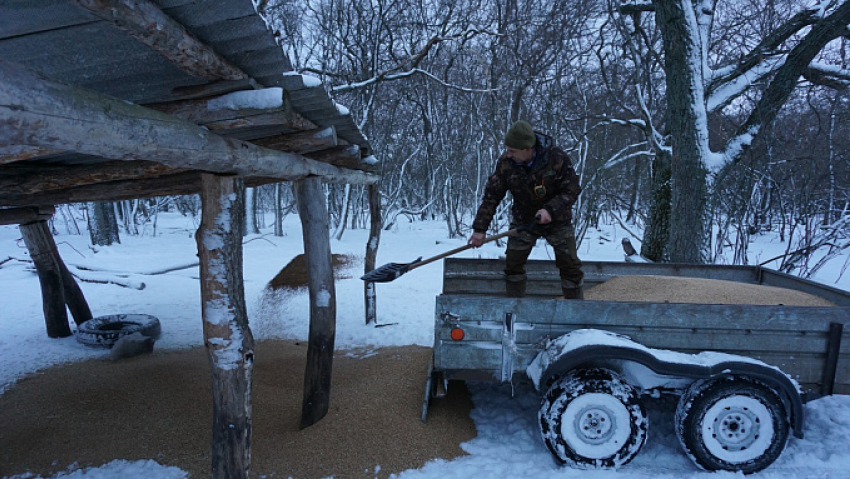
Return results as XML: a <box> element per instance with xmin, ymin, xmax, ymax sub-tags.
<box><xmin>434</xmin><ymin>293</ymin><xmax>850</xmax><ymax>395</ymax></box>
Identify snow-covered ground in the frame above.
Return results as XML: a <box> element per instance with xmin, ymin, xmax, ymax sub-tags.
<box><xmin>1</xmin><ymin>212</ymin><xmax>848</xmax><ymax>479</ymax></box>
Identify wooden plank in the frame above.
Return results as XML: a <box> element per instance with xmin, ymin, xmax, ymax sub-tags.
<box><xmin>71</xmin><ymin>0</ymin><xmax>248</xmax><ymax>81</ymax></box>
<box><xmin>145</xmin><ymin>92</ymin><xmax>314</xmax><ymax>131</ymax></box>
<box><xmin>0</xmin><ymin>59</ymin><xmax>380</xmax><ymax>184</ymax></box>
<box><xmin>250</xmin><ymin>127</ymin><xmax>338</xmax><ymax>154</ymax></box>
<box><xmin>294</xmin><ymin>176</ymin><xmax>337</xmax><ymax>429</ymax></box>
<box><xmin>305</xmin><ymin>144</ymin><xmax>359</xmax><ymax>161</ymax></box>
<box><xmin>166</xmin><ymin>78</ymin><xmax>261</xmax><ymax>102</ymax></box>
<box><xmin>197</xmin><ymin>173</ymin><xmax>254</xmax><ymax>479</ymax></box>
<box><xmin>0</xmin><ymin>206</ymin><xmax>55</xmax><ymax>226</ymax></box>
<box><xmin>203</xmin><ymin>110</ymin><xmax>314</xmax><ymax>131</ymax></box>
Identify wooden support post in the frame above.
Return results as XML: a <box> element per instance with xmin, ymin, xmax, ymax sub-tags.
<box><xmin>364</xmin><ymin>184</ymin><xmax>382</xmax><ymax>325</ymax></box>
<box><xmin>197</xmin><ymin>174</ymin><xmax>254</xmax><ymax>479</ymax></box>
<box><xmin>294</xmin><ymin>176</ymin><xmax>337</xmax><ymax>429</ymax></box>
<box><xmin>19</xmin><ymin>220</ymin><xmax>70</xmax><ymax>338</ymax></box>
<box><xmin>19</xmin><ymin>219</ymin><xmax>93</xmax><ymax>336</ymax></box>
<box><xmin>57</xmin><ymin>255</ymin><xmax>93</xmax><ymax>326</ymax></box>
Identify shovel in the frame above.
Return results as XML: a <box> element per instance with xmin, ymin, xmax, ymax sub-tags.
<box><xmin>361</xmin><ymin>217</ymin><xmax>540</xmax><ymax>283</ymax></box>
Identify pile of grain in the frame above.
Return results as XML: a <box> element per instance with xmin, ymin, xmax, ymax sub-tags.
<box><xmin>267</xmin><ymin>253</ymin><xmax>356</xmax><ymax>290</ymax></box>
<box><xmin>585</xmin><ymin>275</ymin><xmax>835</xmax><ymax>306</ymax></box>
<box><xmin>0</xmin><ymin>341</ymin><xmax>475</xmax><ymax>479</ymax></box>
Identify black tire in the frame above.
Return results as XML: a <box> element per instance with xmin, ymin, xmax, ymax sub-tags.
<box><xmin>675</xmin><ymin>377</ymin><xmax>789</xmax><ymax>474</ymax></box>
<box><xmin>75</xmin><ymin>314</ymin><xmax>161</xmax><ymax>348</ymax></box>
<box><xmin>538</xmin><ymin>368</ymin><xmax>648</xmax><ymax>468</ymax></box>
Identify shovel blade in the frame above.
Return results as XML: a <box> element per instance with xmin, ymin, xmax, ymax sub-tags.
<box><xmin>361</xmin><ymin>258</ymin><xmax>422</xmax><ymax>283</ymax></box>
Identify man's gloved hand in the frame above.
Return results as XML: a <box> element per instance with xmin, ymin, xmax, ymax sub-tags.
<box><xmin>468</xmin><ymin>232</ymin><xmax>485</xmax><ymax>247</ymax></box>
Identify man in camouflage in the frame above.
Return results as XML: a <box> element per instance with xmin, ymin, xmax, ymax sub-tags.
<box><xmin>468</xmin><ymin>120</ymin><xmax>584</xmax><ymax>299</ymax></box>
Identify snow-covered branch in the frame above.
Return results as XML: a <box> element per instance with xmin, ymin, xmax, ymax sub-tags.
<box><xmin>306</xmin><ymin>28</ymin><xmax>498</xmax><ymax>95</ymax></box>
<box><xmin>331</xmin><ymin>68</ymin><xmax>496</xmax><ymax>94</ymax></box>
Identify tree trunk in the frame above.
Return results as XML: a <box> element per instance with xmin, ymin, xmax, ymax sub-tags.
<box><xmin>244</xmin><ymin>186</ymin><xmax>259</xmax><ymax>235</ymax></box>
<box><xmin>332</xmin><ymin>184</ymin><xmax>351</xmax><ymax>240</ymax></box>
<box><xmin>641</xmin><ymin>150</ymin><xmax>672</xmax><ymax>262</ymax></box>
<box><xmin>196</xmin><ymin>174</ymin><xmax>254</xmax><ymax>479</ymax></box>
<box><xmin>88</xmin><ymin>201</ymin><xmax>121</xmax><ymax>246</ymax></box>
<box><xmin>274</xmin><ymin>183</ymin><xmax>284</xmax><ymax>237</ymax></box>
<box><xmin>364</xmin><ymin>184</ymin><xmax>381</xmax><ymax>325</ymax></box>
<box><xmin>294</xmin><ymin>176</ymin><xmax>337</xmax><ymax>429</ymax></box>
<box><xmin>654</xmin><ymin>0</ymin><xmax>709</xmax><ymax>263</ymax></box>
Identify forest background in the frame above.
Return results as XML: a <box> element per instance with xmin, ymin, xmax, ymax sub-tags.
<box><xmin>74</xmin><ymin>0</ymin><xmax>850</xmax><ymax>278</ymax></box>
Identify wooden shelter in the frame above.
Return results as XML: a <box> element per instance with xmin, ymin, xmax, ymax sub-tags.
<box><xmin>0</xmin><ymin>1</ymin><xmax>381</xmax><ymax>477</ymax></box>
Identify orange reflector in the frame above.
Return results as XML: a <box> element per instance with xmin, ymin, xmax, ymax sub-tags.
<box><xmin>450</xmin><ymin>328</ymin><xmax>465</xmax><ymax>341</ymax></box>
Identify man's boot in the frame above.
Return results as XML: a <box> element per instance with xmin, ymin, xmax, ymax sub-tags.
<box><xmin>561</xmin><ymin>279</ymin><xmax>584</xmax><ymax>300</ymax></box>
<box><xmin>505</xmin><ymin>274</ymin><xmax>527</xmax><ymax>298</ymax></box>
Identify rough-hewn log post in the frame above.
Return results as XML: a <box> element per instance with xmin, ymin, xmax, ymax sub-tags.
<box><xmin>57</xmin><ymin>256</ymin><xmax>93</xmax><ymax>326</ymax></box>
<box><xmin>294</xmin><ymin>176</ymin><xmax>337</xmax><ymax>429</ymax></box>
<box><xmin>196</xmin><ymin>174</ymin><xmax>254</xmax><ymax>479</ymax></box>
<box><xmin>19</xmin><ymin>220</ymin><xmax>70</xmax><ymax>338</ymax></box>
<box><xmin>364</xmin><ymin>183</ymin><xmax>382</xmax><ymax>325</ymax></box>
<box><xmin>18</xmin><ymin>218</ymin><xmax>92</xmax><ymax>333</ymax></box>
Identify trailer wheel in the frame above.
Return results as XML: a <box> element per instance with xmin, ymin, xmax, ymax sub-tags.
<box><xmin>675</xmin><ymin>377</ymin><xmax>789</xmax><ymax>474</ymax></box>
<box><xmin>538</xmin><ymin>368</ymin><xmax>647</xmax><ymax>468</ymax></box>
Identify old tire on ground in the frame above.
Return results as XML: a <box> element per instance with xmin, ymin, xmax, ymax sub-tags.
<box><xmin>538</xmin><ymin>368</ymin><xmax>648</xmax><ymax>468</ymax></box>
<box><xmin>675</xmin><ymin>377</ymin><xmax>789</xmax><ymax>474</ymax></box>
<box><xmin>75</xmin><ymin>314</ymin><xmax>161</xmax><ymax>348</ymax></box>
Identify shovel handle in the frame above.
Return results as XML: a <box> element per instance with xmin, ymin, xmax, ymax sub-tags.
<box><xmin>406</xmin><ymin>228</ymin><xmax>520</xmax><ymax>272</ymax></box>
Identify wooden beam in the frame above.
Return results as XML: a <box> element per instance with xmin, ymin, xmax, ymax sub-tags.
<box><xmin>0</xmin><ymin>206</ymin><xmax>55</xmax><ymax>226</ymax></box>
<box><xmin>0</xmin><ymin>172</ymin><xmax>203</xmax><ymax>207</ymax></box>
<box><xmin>0</xmin><ymin>60</ymin><xmax>380</xmax><ymax>185</ymax></box>
<box><xmin>72</xmin><ymin>0</ymin><xmax>247</xmax><ymax>81</ymax></box>
<box><xmin>251</xmin><ymin>126</ymin><xmax>338</xmax><ymax>154</ymax></box>
<box><xmin>0</xmin><ymin>161</ymin><xmax>181</xmax><ymax>196</ymax></box>
<box><xmin>294</xmin><ymin>176</ymin><xmax>337</xmax><ymax>429</ymax></box>
<box><xmin>197</xmin><ymin>173</ymin><xmax>254</xmax><ymax>479</ymax></box>
<box><xmin>0</xmin><ymin>146</ymin><xmax>64</xmax><ymax>165</ymax></box>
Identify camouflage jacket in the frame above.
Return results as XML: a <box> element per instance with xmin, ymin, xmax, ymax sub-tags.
<box><xmin>472</xmin><ymin>132</ymin><xmax>581</xmax><ymax>233</ymax></box>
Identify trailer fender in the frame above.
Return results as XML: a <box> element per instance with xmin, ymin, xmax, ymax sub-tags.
<box><xmin>526</xmin><ymin>329</ymin><xmax>804</xmax><ymax>438</ymax></box>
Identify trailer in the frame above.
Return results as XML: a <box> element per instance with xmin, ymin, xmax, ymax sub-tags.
<box><xmin>424</xmin><ymin>258</ymin><xmax>850</xmax><ymax>473</ymax></box>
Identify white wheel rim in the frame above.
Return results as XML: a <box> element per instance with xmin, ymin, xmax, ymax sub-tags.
<box><xmin>701</xmin><ymin>395</ymin><xmax>775</xmax><ymax>463</ymax></box>
<box><xmin>560</xmin><ymin>393</ymin><xmax>632</xmax><ymax>459</ymax></box>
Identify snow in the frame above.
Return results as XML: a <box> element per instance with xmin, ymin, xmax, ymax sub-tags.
<box><xmin>316</xmin><ymin>288</ymin><xmax>332</xmax><ymax>307</ymax></box>
<box><xmin>335</xmin><ymin>102</ymin><xmax>350</xmax><ymax>115</ymax></box>
<box><xmin>1</xmin><ymin>213</ymin><xmax>849</xmax><ymax>479</ymax></box>
<box><xmin>205</xmin><ymin>88</ymin><xmax>283</xmax><ymax>111</ymax></box>
<box><xmin>526</xmin><ymin>329</ymin><xmax>796</xmax><ymax>392</ymax></box>
<box><xmin>283</xmin><ymin>71</ymin><xmax>323</xmax><ymax>88</ymax></box>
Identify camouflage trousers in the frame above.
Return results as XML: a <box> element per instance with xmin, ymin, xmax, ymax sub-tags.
<box><xmin>504</xmin><ymin>221</ymin><xmax>584</xmax><ymax>287</ymax></box>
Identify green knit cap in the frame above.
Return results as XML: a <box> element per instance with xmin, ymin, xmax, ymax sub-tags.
<box><xmin>504</xmin><ymin>121</ymin><xmax>536</xmax><ymax>149</ymax></box>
